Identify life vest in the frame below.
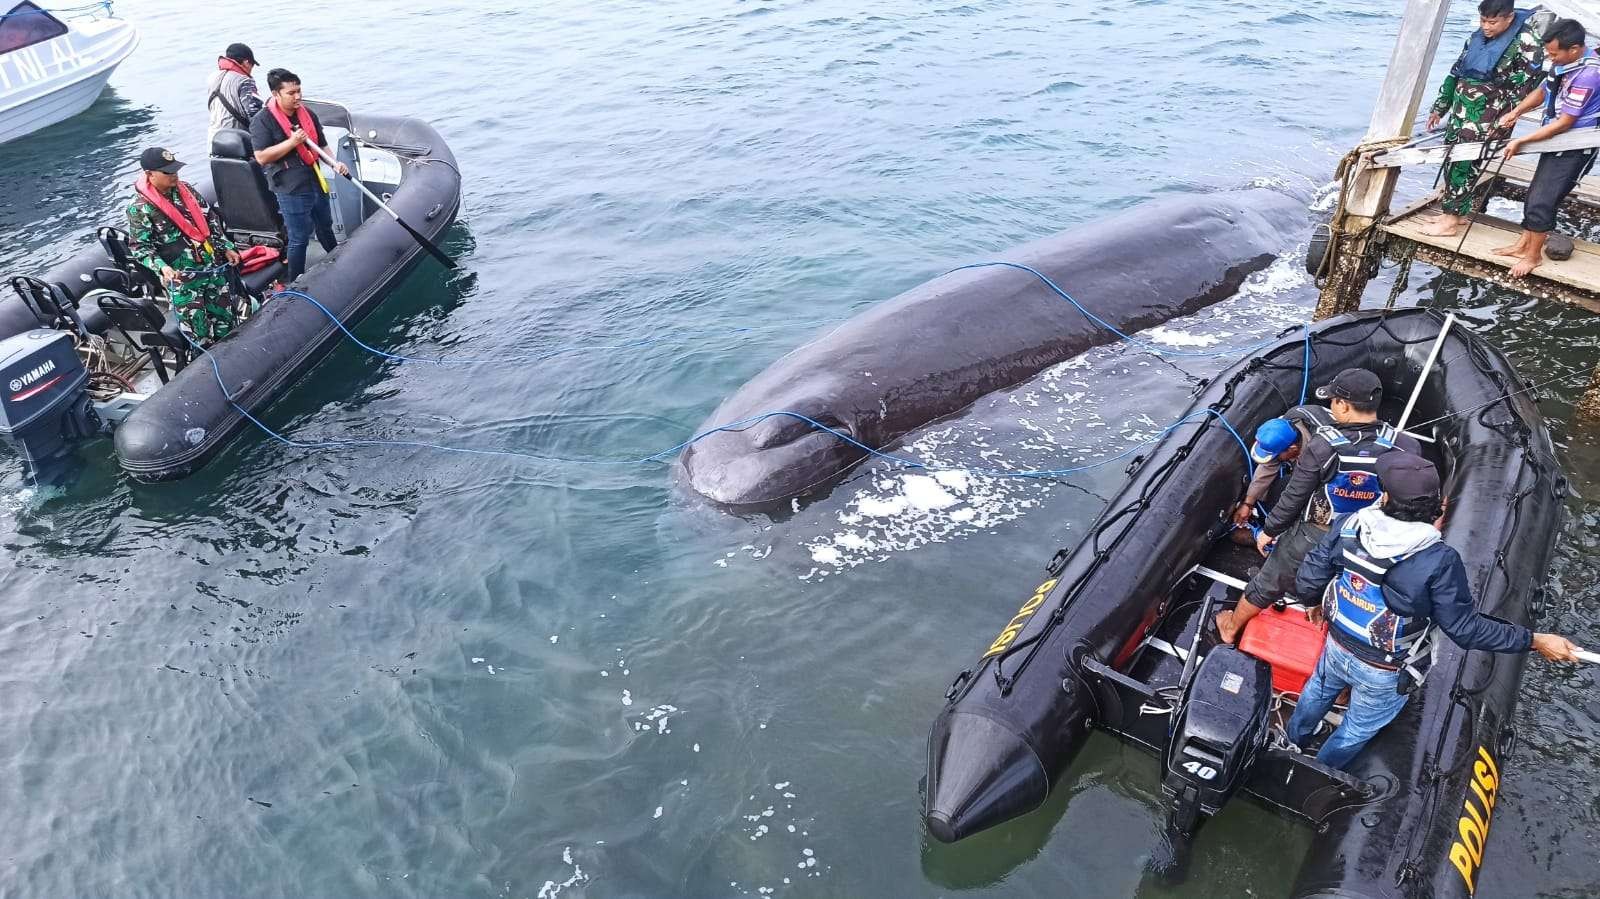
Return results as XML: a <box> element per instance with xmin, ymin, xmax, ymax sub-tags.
<box><xmin>208</xmin><ymin>58</ymin><xmax>254</xmax><ymax>135</ymax></box>
<box><xmin>1321</xmin><ymin>521</ymin><xmax>1434</xmax><ymax>675</ymax></box>
<box><xmin>266</xmin><ymin>98</ymin><xmax>330</xmax><ymax>193</ymax></box>
<box><xmin>1307</xmin><ymin>423</ymin><xmax>1399</xmax><ymax>522</ymax></box>
<box><xmin>1543</xmin><ymin>52</ymin><xmax>1600</xmax><ymax>124</ymax></box>
<box><xmin>1453</xmin><ymin>8</ymin><xmax>1533</xmax><ymax>82</ymax></box>
<box><xmin>134</xmin><ymin>174</ymin><xmax>214</xmax><ymax>263</ymax></box>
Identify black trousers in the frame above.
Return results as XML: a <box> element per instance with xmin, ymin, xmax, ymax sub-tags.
<box><xmin>1522</xmin><ymin>147</ymin><xmax>1598</xmax><ymax>233</ymax></box>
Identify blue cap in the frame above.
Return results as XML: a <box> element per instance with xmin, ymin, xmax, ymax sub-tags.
<box><xmin>1250</xmin><ymin>418</ymin><xmax>1298</xmax><ymax>464</ymax></box>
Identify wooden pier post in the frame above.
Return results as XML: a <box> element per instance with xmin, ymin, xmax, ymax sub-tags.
<box><xmin>1315</xmin><ymin>0</ymin><xmax>1455</xmax><ymax>321</ymax></box>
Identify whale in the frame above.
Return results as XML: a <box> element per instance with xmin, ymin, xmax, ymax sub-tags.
<box><xmin>678</xmin><ymin>188</ymin><xmax>1307</xmax><ymax>508</ymax></box>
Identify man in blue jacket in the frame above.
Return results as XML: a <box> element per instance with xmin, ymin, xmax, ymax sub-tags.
<box><xmin>1285</xmin><ymin>451</ymin><xmax>1578</xmax><ymax>770</ymax></box>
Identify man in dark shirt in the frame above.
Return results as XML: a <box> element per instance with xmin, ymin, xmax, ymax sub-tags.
<box><xmin>248</xmin><ymin>67</ymin><xmax>349</xmax><ymax>282</ymax></box>
<box><xmin>1284</xmin><ymin>452</ymin><xmax>1578</xmax><ymax>769</ymax></box>
<box><xmin>1216</xmin><ymin>368</ymin><xmax>1420</xmax><ymax>644</ymax></box>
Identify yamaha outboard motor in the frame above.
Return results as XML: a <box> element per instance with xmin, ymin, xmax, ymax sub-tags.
<box><xmin>1150</xmin><ymin>644</ymin><xmax>1272</xmax><ymax>883</ymax></box>
<box><xmin>0</xmin><ymin>330</ymin><xmax>99</xmax><ymax>484</ymax></box>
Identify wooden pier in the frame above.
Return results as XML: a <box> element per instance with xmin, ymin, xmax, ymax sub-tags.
<box><xmin>1318</xmin><ymin>0</ymin><xmax>1600</xmax><ymax>419</ymax></box>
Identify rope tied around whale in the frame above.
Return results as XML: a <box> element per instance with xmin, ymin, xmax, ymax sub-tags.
<box><xmin>180</xmin><ymin>286</ymin><xmax>1289</xmax><ymax>480</ymax></box>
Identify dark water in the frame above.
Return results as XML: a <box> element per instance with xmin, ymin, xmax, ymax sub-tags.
<box><xmin>1</xmin><ymin>1</ymin><xmax>1597</xmax><ymax>896</ymax></box>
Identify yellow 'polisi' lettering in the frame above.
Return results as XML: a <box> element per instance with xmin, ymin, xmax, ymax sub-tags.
<box><xmin>981</xmin><ymin>579</ymin><xmax>1058</xmax><ymax>659</ymax></box>
<box><xmin>1447</xmin><ymin>745</ymin><xmax>1502</xmax><ymax>894</ymax></box>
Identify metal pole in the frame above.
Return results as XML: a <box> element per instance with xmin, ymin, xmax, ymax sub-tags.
<box><xmin>1397</xmin><ymin>312</ymin><xmax>1456</xmax><ymax>433</ymax></box>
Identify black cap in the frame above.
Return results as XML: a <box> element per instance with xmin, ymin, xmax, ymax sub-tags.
<box><xmin>138</xmin><ymin>147</ymin><xmax>184</xmax><ymax>174</ymax></box>
<box><xmin>1376</xmin><ymin>451</ymin><xmax>1441</xmax><ymax>503</ymax></box>
<box><xmin>224</xmin><ymin>42</ymin><xmax>257</xmax><ymax>64</ymax></box>
<box><xmin>1315</xmin><ymin>367</ymin><xmax>1383</xmax><ymax>404</ymax></box>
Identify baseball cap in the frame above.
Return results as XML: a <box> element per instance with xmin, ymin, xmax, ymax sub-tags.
<box><xmin>1250</xmin><ymin>417</ymin><xmax>1298</xmax><ymax>464</ymax></box>
<box><xmin>138</xmin><ymin>147</ymin><xmax>184</xmax><ymax>174</ymax></box>
<box><xmin>1375</xmin><ymin>451</ymin><xmax>1441</xmax><ymax>504</ymax></box>
<box><xmin>1315</xmin><ymin>367</ymin><xmax>1383</xmax><ymax>405</ymax></box>
<box><xmin>225</xmin><ymin>43</ymin><xmax>257</xmax><ymax>65</ymax></box>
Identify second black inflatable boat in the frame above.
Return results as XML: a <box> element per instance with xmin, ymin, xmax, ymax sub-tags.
<box><xmin>923</xmin><ymin>308</ymin><xmax>1565</xmax><ymax>898</ymax></box>
<box><xmin>0</xmin><ymin>100</ymin><xmax>460</xmax><ymax>483</ymax></box>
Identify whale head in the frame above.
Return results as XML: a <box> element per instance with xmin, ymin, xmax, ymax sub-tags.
<box><xmin>677</xmin><ymin>386</ymin><xmax>869</xmax><ymax>509</ymax></box>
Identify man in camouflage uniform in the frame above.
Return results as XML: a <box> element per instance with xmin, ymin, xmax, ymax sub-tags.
<box><xmin>1420</xmin><ymin>0</ymin><xmax>1548</xmax><ymax>237</ymax></box>
<box><xmin>126</xmin><ymin>146</ymin><xmax>243</xmax><ymax>342</ymax></box>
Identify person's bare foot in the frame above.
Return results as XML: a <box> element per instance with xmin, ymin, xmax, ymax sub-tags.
<box><xmin>1510</xmin><ymin>254</ymin><xmax>1540</xmax><ymax>278</ymax></box>
<box><xmin>1215</xmin><ymin>610</ymin><xmax>1240</xmax><ymax>645</ymax></box>
<box><xmin>1417</xmin><ymin>215</ymin><xmax>1467</xmax><ymax>237</ymax></box>
<box><xmin>1491</xmin><ymin>242</ymin><xmax>1526</xmax><ymax>258</ymax></box>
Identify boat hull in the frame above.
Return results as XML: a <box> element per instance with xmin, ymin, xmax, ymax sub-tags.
<box><xmin>0</xmin><ymin>16</ymin><xmax>138</xmax><ymax>145</ymax></box>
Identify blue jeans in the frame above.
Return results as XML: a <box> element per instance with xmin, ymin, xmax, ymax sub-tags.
<box><xmin>1285</xmin><ymin>637</ymin><xmax>1411</xmax><ymax>770</ymax></box>
<box><xmin>275</xmin><ymin>189</ymin><xmax>337</xmax><ymax>282</ymax></box>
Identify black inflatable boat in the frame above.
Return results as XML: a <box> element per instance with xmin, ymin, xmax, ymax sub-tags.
<box><xmin>923</xmin><ymin>308</ymin><xmax>1564</xmax><ymax>898</ymax></box>
<box><xmin>0</xmin><ymin>100</ymin><xmax>460</xmax><ymax>482</ymax></box>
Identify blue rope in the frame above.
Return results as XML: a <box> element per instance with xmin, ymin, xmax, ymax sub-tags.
<box><xmin>945</xmin><ymin>262</ymin><xmax>1284</xmax><ymax>358</ymax></box>
<box><xmin>1300</xmin><ymin>328</ymin><xmax>1312</xmax><ymax>404</ymax></box>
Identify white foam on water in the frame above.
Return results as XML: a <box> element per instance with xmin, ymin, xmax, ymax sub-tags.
<box><xmin>535</xmin><ymin>846</ymin><xmax>588</xmax><ymax>899</ymax></box>
<box><xmin>1142</xmin><ymin>325</ymin><xmax>1222</xmax><ymax>348</ymax></box>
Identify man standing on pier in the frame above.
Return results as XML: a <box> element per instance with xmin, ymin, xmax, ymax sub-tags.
<box><xmin>1493</xmin><ymin>18</ymin><xmax>1600</xmax><ymax>277</ymax></box>
<box><xmin>1418</xmin><ymin>0</ymin><xmax>1546</xmax><ymax>238</ymax></box>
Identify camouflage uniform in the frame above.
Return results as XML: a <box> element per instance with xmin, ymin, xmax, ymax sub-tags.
<box><xmin>126</xmin><ymin>181</ymin><xmax>239</xmax><ymax>342</ymax></box>
<box><xmin>1431</xmin><ymin>20</ymin><xmax>1545</xmax><ymax>215</ymax></box>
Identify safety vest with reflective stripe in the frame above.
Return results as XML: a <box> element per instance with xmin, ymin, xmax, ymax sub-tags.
<box><xmin>1322</xmin><ymin>521</ymin><xmax>1432</xmax><ymax>666</ymax></box>
<box><xmin>1308</xmin><ymin>423</ymin><xmax>1399</xmax><ymax>522</ymax></box>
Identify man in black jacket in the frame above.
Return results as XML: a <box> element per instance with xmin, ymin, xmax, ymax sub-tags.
<box><xmin>1284</xmin><ymin>452</ymin><xmax>1578</xmax><ymax>769</ymax></box>
<box><xmin>1217</xmin><ymin>368</ymin><xmax>1420</xmax><ymax>643</ymax></box>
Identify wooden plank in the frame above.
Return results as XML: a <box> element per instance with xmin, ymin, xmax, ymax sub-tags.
<box><xmin>1372</xmin><ymin>127</ymin><xmax>1600</xmax><ymax>168</ymax></box>
<box><xmin>1381</xmin><ymin>209</ymin><xmax>1600</xmax><ymax>312</ymax></box>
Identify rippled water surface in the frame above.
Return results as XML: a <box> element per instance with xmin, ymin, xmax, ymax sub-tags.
<box><xmin>2</xmin><ymin>1</ymin><xmax>1598</xmax><ymax>896</ymax></box>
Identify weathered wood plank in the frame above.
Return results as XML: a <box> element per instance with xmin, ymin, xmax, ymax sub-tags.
<box><xmin>1381</xmin><ymin>209</ymin><xmax>1600</xmax><ymax>312</ymax></box>
<box><xmin>1372</xmin><ymin>127</ymin><xmax>1600</xmax><ymax>168</ymax></box>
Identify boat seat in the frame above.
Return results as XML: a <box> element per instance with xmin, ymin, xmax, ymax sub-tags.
<box><xmin>210</xmin><ymin>128</ymin><xmax>284</xmax><ymax>238</ymax></box>
<box><xmin>11</xmin><ymin>275</ymin><xmax>92</xmax><ymax>338</ymax></box>
<box><xmin>93</xmin><ymin>293</ymin><xmax>191</xmax><ymax>385</ymax></box>
<box><xmin>96</xmin><ymin>226</ymin><xmax>164</xmax><ymax>298</ymax></box>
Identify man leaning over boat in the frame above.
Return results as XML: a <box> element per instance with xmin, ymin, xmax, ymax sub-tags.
<box><xmin>1284</xmin><ymin>452</ymin><xmax>1579</xmax><ymax>770</ymax></box>
<box><xmin>1216</xmin><ymin>368</ymin><xmax>1419</xmax><ymax>644</ymax></box>
<box><xmin>1417</xmin><ymin>0</ymin><xmax>1548</xmax><ymax>238</ymax></box>
<box><xmin>126</xmin><ymin>147</ymin><xmax>243</xmax><ymax>343</ymax></box>
<box><xmin>1229</xmin><ymin>404</ymin><xmax>1334</xmax><ymax>544</ymax></box>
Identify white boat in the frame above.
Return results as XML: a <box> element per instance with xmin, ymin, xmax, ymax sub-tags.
<box><xmin>0</xmin><ymin>1</ymin><xmax>137</xmax><ymax>146</ymax></box>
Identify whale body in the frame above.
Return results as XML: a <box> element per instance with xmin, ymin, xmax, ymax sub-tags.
<box><xmin>679</xmin><ymin>189</ymin><xmax>1307</xmax><ymax>507</ymax></box>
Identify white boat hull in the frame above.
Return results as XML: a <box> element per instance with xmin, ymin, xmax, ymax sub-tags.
<box><xmin>0</xmin><ymin>13</ymin><xmax>138</xmax><ymax>145</ymax></box>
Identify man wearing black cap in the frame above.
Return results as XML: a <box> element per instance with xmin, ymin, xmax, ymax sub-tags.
<box><xmin>126</xmin><ymin>147</ymin><xmax>242</xmax><ymax>342</ymax></box>
<box><xmin>1283</xmin><ymin>451</ymin><xmax>1578</xmax><ymax>770</ymax></box>
<box><xmin>207</xmin><ymin>43</ymin><xmax>263</xmax><ymax>143</ymax></box>
<box><xmin>1217</xmin><ymin>368</ymin><xmax>1420</xmax><ymax>644</ymax></box>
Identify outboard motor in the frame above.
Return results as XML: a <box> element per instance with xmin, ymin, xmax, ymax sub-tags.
<box><xmin>1150</xmin><ymin>644</ymin><xmax>1272</xmax><ymax>882</ymax></box>
<box><xmin>0</xmin><ymin>330</ymin><xmax>99</xmax><ymax>484</ymax></box>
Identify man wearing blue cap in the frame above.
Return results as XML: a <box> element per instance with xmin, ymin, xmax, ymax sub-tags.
<box><xmin>1231</xmin><ymin>417</ymin><xmax>1306</xmax><ymax>540</ymax></box>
